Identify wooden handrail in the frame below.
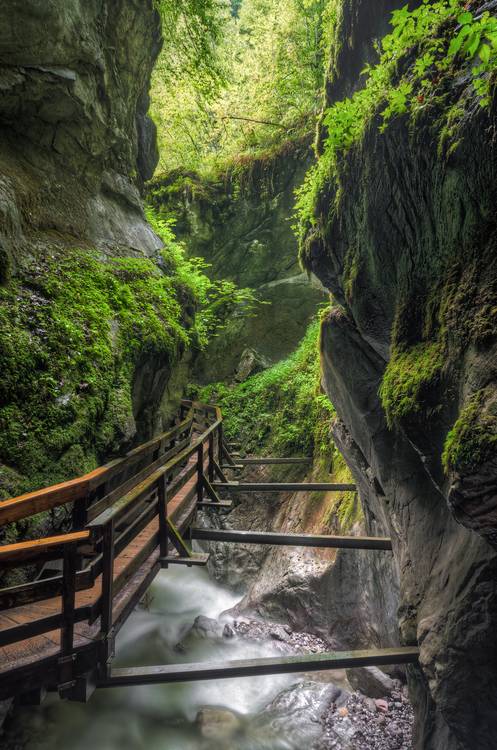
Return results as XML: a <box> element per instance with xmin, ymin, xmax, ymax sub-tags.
<box><xmin>88</xmin><ymin>406</ymin><xmax>222</xmax><ymax>529</ymax></box>
<box><xmin>0</xmin><ymin>410</ymin><xmax>194</xmax><ymax>527</ymax></box>
<box><xmin>0</xmin><ymin>531</ymin><xmax>90</xmax><ymax>566</ymax></box>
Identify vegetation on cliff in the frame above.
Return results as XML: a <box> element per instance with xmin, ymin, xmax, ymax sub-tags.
<box><xmin>195</xmin><ymin>320</ymin><xmax>347</xmax><ymax>468</ymax></box>
<box><xmin>296</xmin><ymin>0</ymin><xmax>497</xmax><ymax>249</ymax></box>
<box><xmin>0</xmin><ymin>210</ymin><xmax>257</xmax><ymax>500</ymax></box>
<box><xmin>442</xmin><ymin>388</ymin><xmax>497</xmax><ymax>473</ymax></box>
<box><xmin>295</xmin><ymin>0</ymin><xmax>497</xmax><ymax>479</ymax></box>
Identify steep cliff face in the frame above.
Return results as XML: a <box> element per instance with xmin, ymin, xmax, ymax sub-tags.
<box><xmin>0</xmin><ymin>2</ymin><xmax>194</xmax><ymax>501</ymax></box>
<box><xmin>302</xmin><ymin>1</ymin><xmax>497</xmax><ymax>748</ymax></box>
<box><xmin>0</xmin><ymin>0</ymin><xmax>161</xmax><ymax>270</ymax></box>
<box><xmin>149</xmin><ymin>140</ymin><xmax>327</xmax><ymax>382</ymax></box>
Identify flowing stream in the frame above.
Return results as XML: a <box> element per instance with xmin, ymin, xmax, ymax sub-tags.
<box><xmin>6</xmin><ymin>566</ymin><xmax>320</xmax><ymax>750</ymax></box>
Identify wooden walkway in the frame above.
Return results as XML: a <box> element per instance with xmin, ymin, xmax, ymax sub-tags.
<box><xmin>0</xmin><ymin>400</ymin><xmax>419</xmax><ymax>703</ymax></box>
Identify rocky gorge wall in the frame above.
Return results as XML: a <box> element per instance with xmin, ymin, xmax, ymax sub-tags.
<box><xmin>302</xmin><ymin>1</ymin><xmax>497</xmax><ymax>748</ymax></box>
<box><xmin>149</xmin><ymin>140</ymin><xmax>327</xmax><ymax>382</ymax></box>
<box><xmin>0</xmin><ymin>1</ymin><xmax>193</xmax><ymax>503</ymax></box>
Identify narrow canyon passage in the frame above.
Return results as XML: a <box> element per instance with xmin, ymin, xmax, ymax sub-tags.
<box><xmin>1</xmin><ymin>1</ymin><xmax>497</xmax><ymax>748</ymax></box>
<box><xmin>2</xmin><ymin>563</ymin><xmax>413</xmax><ymax>750</ymax></box>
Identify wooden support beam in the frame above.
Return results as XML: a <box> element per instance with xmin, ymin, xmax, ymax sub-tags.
<box><xmin>212</xmin><ymin>459</ymin><xmax>229</xmax><ymax>483</ymax></box>
<box><xmin>212</xmin><ymin>482</ymin><xmax>356</xmax><ymax>493</ymax></box>
<box><xmin>197</xmin><ymin>501</ymin><xmax>233</xmax><ymax>510</ymax></box>
<box><xmin>202</xmin><ymin>475</ymin><xmax>223</xmax><ymax>504</ymax></box>
<box><xmin>191</xmin><ymin>528</ymin><xmax>392</xmax><ymax>550</ymax></box>
<box><xmin>167</xmin><ymin>519</ymin><xmax>192</xmax><ymax>558</ymax></box>
<box><xmin>101</xmin><ymin>647</ymin><xmax>419</xmax><ymax>687</ymax></box>
<box><xmin>160</xmin><ymin>554</ymin><xmax>209</xmax><ymax>568</ymax></box>
<box><xmin>236</xmin><ymin>457</ymin><xmax>313</xmax><ymax>465</ymax></box>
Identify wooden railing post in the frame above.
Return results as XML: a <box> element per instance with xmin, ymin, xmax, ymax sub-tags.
<box><xmin>61</xmin><ymin>543</ymin><xmax>77</xmax><ymax>656</ymax></box>
<box><xmin>217</xmin><ymin>423</ymin><xmax>223</xmax><ymax>464</ymax></box>
<box><xmin>197</xmin><ymin>444</ymin><xmax>204</xmax><ymax>504</ymax></box>
<box><xmin>208</xmin><ymin>433</ymin><xmax>215</xmax><ymax>483</ymax></box>
<box><xmin>58</xmin><ymin>541</ymin><xmax>78</xmax><ymax>695</ymax></box>
<box><xmin>100</xmin><ymin>520</ymin><xmax>115</xmax><ymax>676</ymax></box>
<box><xmin>158</xmin><ymin>475</ymin><xmax>168</xmax><ymax>559</ymax></box>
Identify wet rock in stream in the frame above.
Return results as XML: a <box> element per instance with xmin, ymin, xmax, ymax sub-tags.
<box><xmin>179</xmin><ymin>614</ymin><xmax>414</xmax><ymax>749</ymax></box>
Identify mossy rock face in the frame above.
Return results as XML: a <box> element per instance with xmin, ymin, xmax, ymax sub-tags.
<box><xmin>444</xmin><ymin>388</ymin><xmax>497</xmax><ymax>543</ymax></box>
<box><xmin>300</xmin><ymin>1</ymin><xmax>497</xmax><ymax>745</ymax></box>
<box><xmin>0</xmin><ymin>243</ymin><xmax>193</xmax><ymax>500</ymax></box>
<box><xmin>149</xmin><ymin>139</ymin><xmax>327</xmax><ymax>381</ymax></box>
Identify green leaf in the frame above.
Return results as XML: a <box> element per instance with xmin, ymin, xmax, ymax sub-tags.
<box><xmin>464</xmin><ymin>31</ymin><xmax>482</xmax><ymax>58</ymax></box>
<box><xmin>448</xmin><ymin>25</ymin><xmax>471</xmax><ymax>57</ymax></box>
<box><xmin>457</xmin><ymin>11</ymin><xmax>473</xmax><ymax>26</ymax></box>
<box><xmin>479</xmin><ymin>43</ymin><xmax>491</xmax><ymax>63</ymax></box>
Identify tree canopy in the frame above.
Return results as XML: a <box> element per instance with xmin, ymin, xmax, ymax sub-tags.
<box><xmin>151</xmin><ymin>0</ymin><xmax>333</xmax><ymax>175</ymax></box>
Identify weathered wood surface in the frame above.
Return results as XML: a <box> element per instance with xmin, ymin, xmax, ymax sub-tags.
<box><xmin>0</xmin><ymin>401</ymin><xmax>415</xmax><ymax>699</ymax></box>
<box><xmin>235</xmin><ymin>457</ymin><xmax>313</xmax><ymax>465</ymax></box>
<box><xmin>0</xmin><ymin>415</ymin><xmax>194</xmax><ymax>526</ymax></box>
<box><xmin>191</xmin><ymin>528</ymin><xmax>392</xmax><ymax>550</ymax></box>
<box><xmin>0</xmin><ymin>532</ymin><xmax>90</xmax><ymax>567</ymax></box>
<box><xmin>212</xmin><ymin>482</ymin><xmax>357</xmax><ymax>492</ymax></box>
<box><xmin>103</xmin><ymin>647</ymin><xmax>420</xmax><ymax>686</ymax></box>
<box><xmin>0</xmin><ymin>422</ymin><xmax>212</xmax><ymax>692</ymax></box>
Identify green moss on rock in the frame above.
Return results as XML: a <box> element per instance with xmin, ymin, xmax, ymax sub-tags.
<box><xmin>442</xmin><ymin>389</ymin><xmax>497</xmax><ymax>474</ymax></box>
<box><xmin>195</xmin><ymin>320</ymin><xmax>336</xmax><ymax>460</ymax></box>
<box><xmin>0</xmin><ymin>242</ymin><xmax>195</xmax><ymax>499</ymax></box>
<box><xmin>379</xmin><ymin>341</ymin><xmax>445</xmax><ymax>427</ymax></box>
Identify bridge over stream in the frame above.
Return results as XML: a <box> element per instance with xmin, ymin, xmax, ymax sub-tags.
<box><xmin>0</xmin><ymin>401</ymin><xmax>419</xmax><ymax>704</ymax></box>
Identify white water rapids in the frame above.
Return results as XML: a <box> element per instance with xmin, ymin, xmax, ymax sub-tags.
<box><xmin>9</xmin><ymin>566</ymin><xmax>315</xmax><ymax>750</ymax></box>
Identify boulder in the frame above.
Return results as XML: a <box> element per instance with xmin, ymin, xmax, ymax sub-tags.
<box><xmin>234</xmin><ymin>348</ymin><xmax>270</xmax><ymax>382</ymax></box>
<box><xmin>346</xmin><ymin>666</ymin><xmax>395</xmax><ymax>699</ymax></box>
<box><xmin>196</xmin><ymin>707</ymin><xmax>242</xmax><ymax>743</ymax></box>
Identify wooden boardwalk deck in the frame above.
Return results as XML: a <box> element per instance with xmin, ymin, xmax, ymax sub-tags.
<box><xmin>0</xmin><ymin>400</ymin><xmax>418</xmax><ymax>701</ymax></box>
<box><xmin>0</xmin><ymin>459</ymin><xmax>197</xmax><ymax>677</ymax></box>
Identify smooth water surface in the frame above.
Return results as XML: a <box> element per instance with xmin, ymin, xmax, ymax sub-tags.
<box><xmin>8</xmin><ymin>567</ymin><xmax>306</xmax><ymax>750</ymax></box>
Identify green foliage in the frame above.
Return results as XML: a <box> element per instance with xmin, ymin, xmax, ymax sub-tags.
<box><xmin>296</xmin><ymin>0</ymin><xmax>497</xmax><ymax>253</ymax></box>
<box><xmin>0</xmin><ymin>241</ymin><xmax>194</xmax><ymax>497</ymax></box>
<box><xmin>0</xmin><ymin>211</ymin><xmax>258</xmax><ymax>498</ymax></box>
<box><xmin>195</xmin><ymin>319</ymin><xmax>358</xmax><ymax>530</ymax></box>
<box><xmin>151</xmin><ymin>0</ymin><xmax>330</xmax><ymax>174</ymax></box>
<box><xmin>147</xmin><ymin>208</ymin><xmax>260</xmax><ymax>348</ymax></box>
<box><xmin>442</xmin><ymin>389</ymin><xmax>497</xmax><ymax>473</ymax></box>
<box><xmin>195</xmin><ymin>320</ymin><xmax>336</xmax><ymax>458</ymax></box>
<box><xmin>379</xmin><ymin>341</ymin><xmax>444</xmax><ymax>426</ymax></box>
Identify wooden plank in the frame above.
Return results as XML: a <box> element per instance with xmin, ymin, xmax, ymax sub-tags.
<box><xmin>197</xmin><ymin>502</ymin><xmax>233</xmax><ymax>510</ymax></box>
<box><xmin>0</xmin><ymin>532</ymin><xmax>90</xmax><ymax>566</ymax></box>
<box><xmin>0</xmin><ymin>481</ymin><xmax>90</xmax><ymax>527</ymax></box>
<box><xmin>87</xmin><ymin>436</ymin><xmax>191</xmax><ymax>522</ymax></box>
<box><xmin>160</xmin><ymin>554</ymin><xmax>209</xmax><ymax>567</ymax></box>
<box><xmin>89</xmin><ymin>425</ymin><xmax>220</xmax><ymax>528</ymax></box>
<box><xmin>102</xmin><ymin>647</ymin><xmax>420</xmax><ymax>687</ymax></box>
<box><xmin>0</xmin><ymin>414</ymin><xmax>194</xmax><ymax>527</ymax></box>
<box><xmin>236</xmin><ymin>457</ymin><xmax>313</xmax><ymax>465</ymax></box>
<box><xmin>191</xmin><ymin>528</ymin><xmax>392</xmax><ymax>550</ymax></box>
<box><xmin>212</xmin><ymin>482</ymin><xmax>356</xmax><ymax>492</ymax></box>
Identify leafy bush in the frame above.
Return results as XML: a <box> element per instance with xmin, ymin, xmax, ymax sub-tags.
<box><xmin>195</xmin><ymin>320</ymin><xmax>336</xmax><ymax>459</ymax></box>
<box><xmin>296</xmin><ymin>0</ymin><xmax>497</xmax><ymax>251</ymax></box>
